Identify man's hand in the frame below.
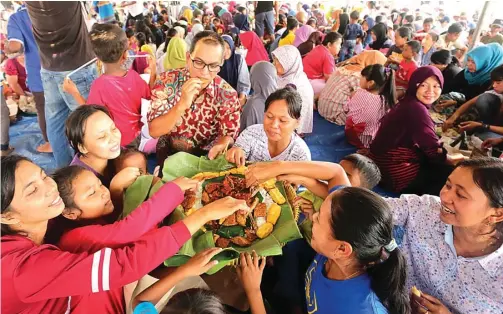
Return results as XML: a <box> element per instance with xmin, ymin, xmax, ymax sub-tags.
<box><xmin>458</xmin><ymin>121</ymin><xmax>482</xmax><ymax>132</ymax></box>
<box><xmin>178</xmin><ymin>78</ymin><xmax>203</xmax><ymax>111</ymax></box>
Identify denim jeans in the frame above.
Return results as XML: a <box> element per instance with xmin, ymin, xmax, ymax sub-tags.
<box><xmin>339</xmin><ymin>39</ymin><xmax>357</xmax><ymax>62</ymax></box>
<box><xmin>40</xmin><ymin>65</ymin><xmax>97</xmax><ymax>167</ymax></box>
<box><xmin>255</xmin><ymin>10</ymin><xmax>275</xmax><ymax>38</ymax></box>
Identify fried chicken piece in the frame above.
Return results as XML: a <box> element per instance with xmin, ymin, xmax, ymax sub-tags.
<box><xmin>202</xmin><ymin>191</ymin><xmax>210</xmax><ymax>204</ymax></box>
<box><xmin>181</xmin><ymin>191</ymin><xmax>196</xmax><ymax>210</ymax></box>
<box><xmin>236</xmin><ymin>210</ymin><xmax>247</xmax><ymax>226</ymax></box>
<box><xmin>230</xmin><ymin>236</ymin><xmax>252</xmax><ymax>247</ymax></box>
<box><xmin>222</xmin><ymin>213</ymin><xmax>238</xmax><ymax>226</ymax></box>
<box><xmin>245</xmin><ymin>229</ymin><xmax>258</xmax><ymax>242</ymax></box>
<box><xmin>254</xmin><ymin>203</ymin><xmax>267</xmax><ymax>218</ymax></box>
<box><xmin>216</xmin><ymin>237</ymin><xmax>231</xmax><ymax>248</ymax></box>
<box><xmin>205</xmin><ymin>182</ymin><xmax>222</xmax><ymax>194</ymax></box>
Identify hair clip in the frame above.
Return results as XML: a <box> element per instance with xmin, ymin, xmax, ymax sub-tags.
<box><xmin>285</xmin><ymin>83</ymin><xmax>297</xmax><ymax>90</ymax></box>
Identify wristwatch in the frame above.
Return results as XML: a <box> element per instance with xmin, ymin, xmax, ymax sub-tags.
<box><xmin>482</xmin><ymin>124</ymin><xmax>490</xmax><ymax>130</ymax></box>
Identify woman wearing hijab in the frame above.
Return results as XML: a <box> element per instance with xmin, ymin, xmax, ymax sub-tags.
<box><xmin>293</xmin><ymin>25</ymin><xmax>316</xmax><ymax>47</ymax></box>
<box><xmin>233</xmin><ymin>8</ymin><xmax>250</xmax><ymax>31</ymax></box>
<box><xmin>219</xmin><ymin>35</ymin><xmax>250</xmax><ymax>105</ymax></box>
<box><xmin>163</xmin><ymin>37</ymin><xmax>187</xmax><ymax>71</ymax></box>
<box><xmin>272</xmin><ymin>45</ymin><xmax>314</xmax><ymax>134</ymax></box>
<box><xmin>297</xmin><ymin>31</ymin><xmax>323</xmax><ymax>57</ymax></box>
<box><xmin>318</xmin><ymin>51</ymin><xmax>387</xmax><ymax>125</ymax></box>
<box><xmin>443</xmin><ymin>43</ymin><xmax>503</xmax><ymax>131</ymax></box>
<box><xmin>239</xmin><ymin>31</ymin><xmax>269</xmax><ymax>67</ymax></box>
<box><xmin>368</xmin><ymin>23</ymin><xmax>393</xmax><ymax>54</ymax></box>
<box><xmin>184</xmin><ymin>23</ymin><xmax>204</xmax><ymax>47</ymax></box>
<box><xmin>313</xmin><ymin>9</ymin><xmax>328</xmax><ymax>27</ymax></box>
<box><xmin>370</xmin><ymin>66</ymin><xmax>462</xmax><ymax>195</ymax></box>
<box><xmin>182</xmin><ymin>7</ymin><xmax>193</xmax><ymax>25</ymax></box>
<box><xmin>240</xmin><ymin>62</ymin><xmax>278</xmax><ymax>131</ymax></box>
<box><xmin>213</xmin><ymin>5</ymin><xmax>233</xmax><ymax>32</ymax></box>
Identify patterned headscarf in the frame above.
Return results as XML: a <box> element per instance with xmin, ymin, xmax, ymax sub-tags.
<box><xmin>272</xmin><ymin>45</ymin><xmax>305</xmax><ymax>87</ymax></box>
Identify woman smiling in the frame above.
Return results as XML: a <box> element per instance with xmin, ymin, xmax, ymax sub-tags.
<box><xmin>226</xmin><ymin>86</ymin><xmax>311</xmax><ymax>166</ymax></box>
<box><xmin>386</xmin><ymin>158</ymin><xmax>503</xmax><ymax>313</ymax></box>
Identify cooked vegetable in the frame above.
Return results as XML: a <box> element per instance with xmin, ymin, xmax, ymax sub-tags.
<box><xmin>216</xmin><ymin>225</ymin><xmax>245</xmax><ymax>238</ymax></box>
<box><xmin>269</xmin><ymin>188</ymin><xmax>286</xmax><ymax>205</ymax></box>
<box><xmin>266</xmin><ymin>203</ymin><xmax>281</xmax><ymax>225</ymax></box>
<box><xmin>262</xmin><ymin>178</ymin><xmax>277</xmax><ymax>190</ymax></box>
<box><xmin>256</xmin><ymin>222</ymin><xmax>273</xmax><ymax>239</ymax></box>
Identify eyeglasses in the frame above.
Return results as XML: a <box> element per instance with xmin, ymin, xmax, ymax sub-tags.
<box><xmin>190</xmin><ymin>56</ymin><xmax>222</xmax><ymax>72</ymax></box>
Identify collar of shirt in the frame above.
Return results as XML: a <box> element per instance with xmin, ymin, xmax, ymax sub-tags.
<box><xmin>444</xmin><ymin>224</ymin><xmax>503</xmax><ymax>278</ymax></box>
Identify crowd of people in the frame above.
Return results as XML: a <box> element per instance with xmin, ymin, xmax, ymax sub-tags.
<box><xmin>1</xmin><ymin>1</ymin><xmax>503</xmax><ymax>314</ymax></box>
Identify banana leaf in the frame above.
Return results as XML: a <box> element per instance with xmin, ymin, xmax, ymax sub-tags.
<box><xmin>297</xmin><ymin>190</ymin><xmax>324</xmax><ymax>245</ymax></box>
<box><xmin>156</xmin><ymin>152</ymin><xmax>303</xmax><ymax>274</ymax></box>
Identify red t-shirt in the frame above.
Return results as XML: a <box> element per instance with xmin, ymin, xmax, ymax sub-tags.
<box><xmin>396</xmin><ymin>60</ymin><xmax>418</xmax><ymax>88</ymax></box>
<box><xmin>302</xmin><ymin>45</ymin><xmax>336</xmax><ymax>80</ymax></box>
<box><xmin>4</xmin><ymin>58</ymin><xmax>28</xmax><ymax>92</ymax></box>
<box><xmin>87</xmin><ymin>70</ymin><xmax>151</xmax><ymax>146</ymax></box>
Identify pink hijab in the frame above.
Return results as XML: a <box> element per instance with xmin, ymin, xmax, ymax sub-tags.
<box><xmin>293</xmin><ymin>25</ymin><xmax>315</xmax><ymax>47</ymax></box>
<box><xmin>239</xmin><ymin>31</ymin><xmax>269</xmax><ymax>67</ymax></box>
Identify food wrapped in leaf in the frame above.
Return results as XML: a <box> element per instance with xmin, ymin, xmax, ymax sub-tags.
<box><xmin>123</xmin><ymin>152</ymin><xmax>302</xmax><ymax>274</ymax></box>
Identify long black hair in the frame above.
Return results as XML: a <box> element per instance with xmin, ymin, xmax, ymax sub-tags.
<box><xmin>456</xmin><ymin>158</ymin><xmax>503</xmax><ymax>235</ymax></box>
<box><xmin>1</xmin><ymin>155</ymin><xmax>30</xmax><ymax>236</ymax></box>
<box><xmin>361</xmin><ymin>64</ymin><xmax>397</xmax><ymax>110</ymax></box>
<box><xmin>329</xmin><ymin>187</ymin><xmax>410</xmax><ymax>314</ymax></box>
<box><xmin>281</xmin><ymin>16</ymin><xmax>299</xmax><ymax>39</ymax></box>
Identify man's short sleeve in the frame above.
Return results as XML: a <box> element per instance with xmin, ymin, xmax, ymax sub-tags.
<box><xmin>7</xmin><ymin>14</ymin><xmax>24</xmax><ymax>44</ymax></box>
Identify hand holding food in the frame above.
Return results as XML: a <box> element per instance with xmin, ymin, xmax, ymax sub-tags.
<box><xmin>245</xmin><ymin>162</ymin><xmax>279</xmax><ymax>188</ymax></box>
<box><xmin>172</xmin><ymin>176</ymin><xmax>199</xmax><ymax>192</ymax></box>
<box><xmin>225</xmin><ymin>147</ymin><xmax>246</xmax><ymax>167</ymax></box>
<box><xmin>111</xmin><ymin>167</ymin><xmax>141</xmax><ymax>191</ymax></box>
<box><xmin>179</xmin><ymin>78</ymin><xmax>203</xmax><ymax>110</ymax></box>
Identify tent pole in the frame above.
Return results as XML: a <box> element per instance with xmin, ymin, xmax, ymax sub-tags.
<box><xmin>469</xmin><ymin>0</ymin><xmax>491</xmax><ymax>51</ymax></box>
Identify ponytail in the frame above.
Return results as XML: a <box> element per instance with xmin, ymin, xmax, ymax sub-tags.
<box><xmin>282</xmin><ymin>17</ymin><xmax>299</xmax><ymax>39</ymax></box>
<box><xmin>328</xmin><ymin>187</ymin><xmax>411</xmax><ymax>314</ymax></box>
<box><xmin>361</xmin><ymin>64</ymin><xmax>397</xmax><ymax>110</ymax></box>
<box><xmin>367</xmin><ymin>248</ymin><xmax>410</xmax><ymax>314</ymax></box>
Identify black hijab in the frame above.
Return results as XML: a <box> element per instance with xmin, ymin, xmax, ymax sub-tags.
<box><xmin>369</xmin><ymin>23</ymin><xmax>390</xmax><ymax>50</ymax></box>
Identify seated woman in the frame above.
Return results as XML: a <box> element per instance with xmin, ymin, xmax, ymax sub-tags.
<box><xmin>305</xmin><ymin>187</ymin><xmax>409</xmax><ymax>314</ymax></box>
<box><xmin>272</xmin><ymin>45</ymin><xmax>314</xmax><ymax>134</ymax></box>
<box><xmin>318</xmin><ymin>50</ymin><xmax>387</xmax><ymax>125</ymax></box>
<box><xmin>429</xmin><ymin>49</ymin><xmax>463</xmax><ymax>94</ymax></box>
<box><xmin>302</xmin><ymin>32</ymin><xmax>343</xmax><ymax>98</ymax></box>
<box><xmin>293</xmin><ymin>24</ymin><xmax>316</xmax><ymax>47</ymax></box>
<box><xmin>66</xmin><ymin>105</ymin><xmax>122</xmax><ymax>187</ymax></box>
<box><xmin>388</xmin><ymin>158</ymin><xmax>503</xmax><ymax>313</ymax></box>
<box><xmin>297</xmin><ymin>31</ymin><xmax>323</xmax><ymax>57</ymax></box>
<box><xmin>226</xmin><ymin>87</ymin><xmax>311</xmax><ymax>166</ymax></box>
<box><xmin>443</xmin><ymin>65</ymin><xmax>503</xmax><ymax>139</ymax></box>
<box><xmin>0</xmin><ymin>155</ymin><xmax>246</xmax><ymax>313</ymax></box>
<box><xmin>278</xmin><ymin>17</ymin><xmax>299</xmax><ymax>47</ymax></box>
<box><xmin>345</xmin><ymin>64</ymin><xmax>396</xmax><ymax>148</ymax></box>
<box><xmin>367</xmin><ymin>23</ymin><xmax>393</xmax><ymax>54</ymax></box>
<box><xmin>163</xmin><ymin>37</ymin><xmax>187</xmax><ymax>71</ymax></box>
<box><xmin>240</xmin><ymin>61</ymin><xmax>278</xmax><ymax>132</ymax></box>
<box><xmin>232</xmin><ymin>17</ymin><xmax>269</xmax><ymax>68</ymax></box>
<box><xmin>218</xmin><ymin>35</ymin><xmax>250</xmax><ymax>106</ymax></box>
<box><xmin>442</xmin><ymin>43</ymin><xmax>503</xmax><ymax>103</ymax></box>
<box><xmin>369</xmin><ymin>66</ymin><xmax>463</xmax><ymax>195</ymax></box>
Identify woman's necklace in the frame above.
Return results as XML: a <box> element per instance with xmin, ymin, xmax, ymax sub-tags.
<box><xmin>324</xmin><ymin>259</ymin><xmax>364</xmax><ymax>280</ymax></box>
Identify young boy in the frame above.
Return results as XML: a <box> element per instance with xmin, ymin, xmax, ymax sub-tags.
<box><xmin>395</xmin><ymin>40</ymin><xmax>421</xmax><ymax>97</ymax></box>
<box><xmin>339</xmin><ymin>10</ymin><xmax>364</xmax><ymax>61</ymax></box>
<box><xmin>213</xmin><ymin>17</ymin><xmax>224</xmax><ymax>35</ymax></box>
<box><xmin>64</xmin><ymin>24</ymin><xmax>155</xmax><ymax>148</ymax></box>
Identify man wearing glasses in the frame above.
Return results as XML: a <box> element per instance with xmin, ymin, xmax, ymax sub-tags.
<box><xmin>148</xmin><ymin>31</ymin><xmax>241</xmax><ymax>166</ymax></box>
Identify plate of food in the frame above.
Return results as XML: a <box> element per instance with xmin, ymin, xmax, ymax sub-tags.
<box><xmin>123</xmin><ymin>152</ymin><xmax>302</xmax><ymax>274</ymax></box>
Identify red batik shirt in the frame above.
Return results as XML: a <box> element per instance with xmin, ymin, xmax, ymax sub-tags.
<box><xmin>148</xmin><ymin>68</ymin><xmax>241</xmax><ymax>151</ymax></box>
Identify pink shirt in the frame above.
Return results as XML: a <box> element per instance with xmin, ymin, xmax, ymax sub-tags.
<box><xmin>87</xmin><ymin>70</ymin><xmax>151</xmax><ymax>146</ymax></box>
<box><xmin>302</xmin><ymin>45</ymin><xmax>335</xmax><ymax>80</ymax></box>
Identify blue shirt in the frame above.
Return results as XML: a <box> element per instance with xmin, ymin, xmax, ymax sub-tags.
<box><xmin>344</xmin><ymin>23</ymin><xmax>364</xmax><ymax>41</ymax></box>
<box><xmin>133</xmin><ymin>302</ymin><xmax>156</xmax><ymax>314</ymax></box>
<box><xmin>7</xmin><ymin>6</ymin><xmax>43</xmax><ymax>92</ymax></box>
<box><xmin>93</xmin><ymin>1</ymin><xmax>115</xmax><ymax>23</ymax></box>
<box><xmin>305</xmin><ymin>254</ymin><xmax>388</xmax><ymax>314</ymax></box>
<box><xmin>420</xmin><ymin>47</ymin><xmax>437</xmax><ymax>66</ymax></box>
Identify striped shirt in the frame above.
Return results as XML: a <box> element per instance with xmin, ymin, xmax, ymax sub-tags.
<box><xmin>318</xmin><ymin>68</ymin><xmax>361</xmax><ymax>125</ymax></box>
<box><xmin>345</xmin><ymin>89</ymin><xmax>388</xmax><ymax>148</ymax></box>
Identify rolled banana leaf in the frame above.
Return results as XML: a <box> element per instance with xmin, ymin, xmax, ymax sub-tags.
<box><xmin>123</xmin><ymin>152</ymin><xmax>302</xmax><ymax>274</ymax></box>
<box><xmin>297</xmin><ymin>190</ymin><xmax>324</xmax><ymax>245</ymax></box>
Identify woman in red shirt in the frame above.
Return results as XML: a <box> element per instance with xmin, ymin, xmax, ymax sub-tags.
<box><xmin>0</xmin><ymin>155</ymin><xmax>248</xmax><ymax>314</ymax></box>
